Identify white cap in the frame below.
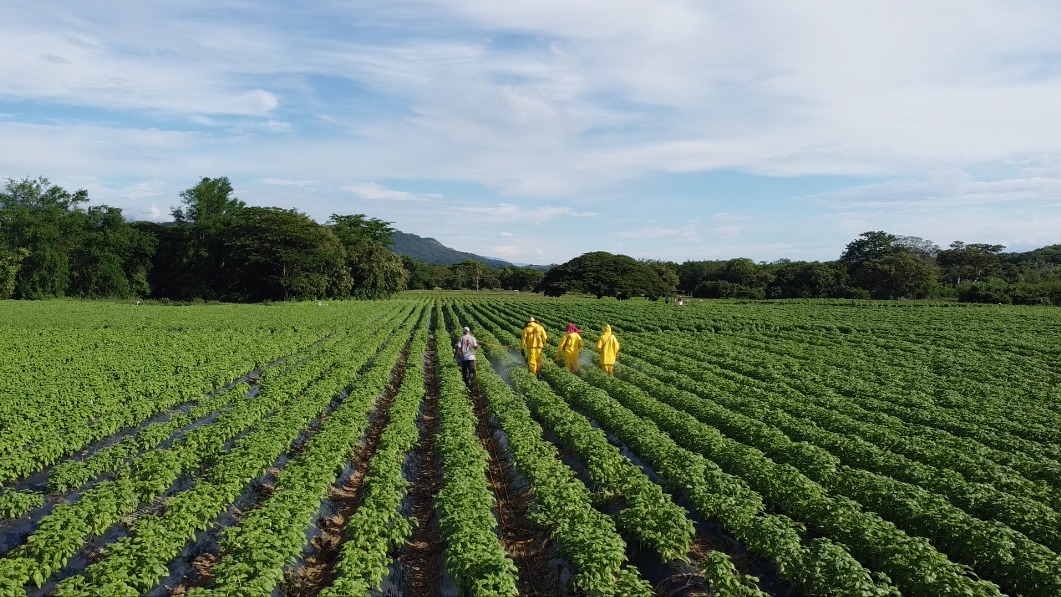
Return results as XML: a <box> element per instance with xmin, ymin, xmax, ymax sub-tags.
<box><xmin>463</xmin><ymin>326</ymin><xmax>470</xmax><ymax>332</ymax></box>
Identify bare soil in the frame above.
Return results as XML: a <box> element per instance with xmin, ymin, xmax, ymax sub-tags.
<box><xmin>468</xmin><ymin>384</ymin><xmax>562</xmax><ymax>597</ymax></box>
<box><xmin>400</xmin><ymin>330</ymin><xmax>445</xmax><ymax>597</ymax></box>
<box><xmin>284</xmin><ymin>374</ymin><xmax>403</xmax><ymax>595</ymax></box>
<box><xmin>282</xmin><ymin>338</ymin><xmax>414</xmax><ymax>596</ymax></box>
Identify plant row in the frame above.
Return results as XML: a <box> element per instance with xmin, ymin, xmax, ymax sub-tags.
<box><xmin>458</xmin><ymin>315</ymin><xmax>653</xmax><ymax>596</ymax></box>
<box><xmin>188</xmin><ymin>308</ymin><xmax>426</xmax><ymax>597</ymax></box>
<box><xmin>460</xmin><ymin>307</ymin><xmax>793</xmax><ymax>597</ymax></box>
<box><xmin>464</xmin><ymin>302</ymin><xmax>912</xmax><ymax>596</ymax></box>
<box><xmin>626</xmin><ymin>339</ymin><xmax>1061</xmax><ymax>556</ymax></box>
<box><xmin>46</xmin><ymin>308</ymin><xmax>421</xmax><ymax>597</ymax></box>
<box><xmin>0</xmin><ymin>304</ymin><xmax>416</xmax><ymax>595</ymax></box>
<box><xmin>317</xmin><ymin>317</ymin><xmax>430</xmax><ymax>595</ymax></box>
<box><xmin>600</xmin><ymin>357</ymin><xmax>1054</xmax><ymax>596</ymax></box>
<box><xmin>433</xmin><ymin>306</ymin><xmax>519</xmax><ymax>596</ymax></box>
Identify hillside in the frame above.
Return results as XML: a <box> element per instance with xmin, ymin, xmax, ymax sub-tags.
<box><xmin>390</xmin><ymin>230</ymin><xmax>513</xmax><ymax>268</ymax></box>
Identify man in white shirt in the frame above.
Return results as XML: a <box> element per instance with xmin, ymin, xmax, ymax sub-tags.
<box><xmin>454</xmin><ymin>326</ymin><xmax>479</xmax><ymax>387</ymax></box>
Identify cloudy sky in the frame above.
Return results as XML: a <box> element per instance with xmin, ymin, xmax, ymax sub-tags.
<box><xmin>3</xmin><ymin>1</ymin><xmax>1061</xmax><ymax>264</ymax></box>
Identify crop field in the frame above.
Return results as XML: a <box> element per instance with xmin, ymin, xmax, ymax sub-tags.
<box><xmin>1</xmin><ymin>297</ymin><xmax>1060</xmax><ymax>597</ymax></box>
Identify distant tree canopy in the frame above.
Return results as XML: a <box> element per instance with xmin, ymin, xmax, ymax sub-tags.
<box><xmin>937</xmin><ymin>241</ymin><xmax>1004</xmax><ymax>286</ymax></box>
<box><xmin>0</xmin><ymin>177</ymin><xmax>155</xmax><ymax>299</ymax></box>
<box><xmin>537</xmin><ymin>251</ymin><xmax>675</xmax><ymax>299</ymax></box>
<box><xmin>839</xmin><ymin>231</ymin><xmax>940</xmax><ymax>299</ymax></box>
<box><xmin>141</xmin><ymin>179</ymin><xmax>410</xmax><ymax>301</ymax></box>
<box><xmin>3</xmin><ymin>175</ymin><xmax>1060</xmax><ymax>305</ymax></box>
<box><xmin>328</xmin><ymin>214</ymin><xmax>407</xmax><ymax>299</ymax></box>
<box><xmin>223</xmin><ymin>207</ymin><xmax>351</xmax><ymax>301</ymax></box>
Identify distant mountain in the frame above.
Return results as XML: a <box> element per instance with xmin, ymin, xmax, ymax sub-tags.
<box><xmin>1002</xmin><ymin>244</ymin><xmax>1061</xmax><ymax>265</ymax></box>
<box><xmin>390</xmin><ymin>230</ymin><xmax>513</xmax><ymax>269</ymax></box>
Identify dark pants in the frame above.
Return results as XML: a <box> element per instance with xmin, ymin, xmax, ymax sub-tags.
<box><xmin>459</xmin><ymin>358</ymin><xmax>477</xmax><ymax>387</ymax></box>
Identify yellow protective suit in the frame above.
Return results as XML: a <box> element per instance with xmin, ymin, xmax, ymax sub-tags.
<box><xmin>520</xmin><ymin>319</ymin><xmax>547</xmax><ymax>376</ymax></box>
<box><xmin>555</xmin><ymin>328</ymin><xmax>584</xmax><ymax>373</ymax></box>
<box><xmin>595</xmin><ymin>324</ymin><xmax>620</xmax><ymax>375</ymax></box>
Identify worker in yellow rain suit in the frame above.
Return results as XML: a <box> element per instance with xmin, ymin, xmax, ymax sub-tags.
<box><xmin>520</xmin><ymin>316</ymin><xmax>548</xmax><ymax>377</ymax></box>
<box><xmin>555</xmin><ymin>323</ymin><xmax>584</xmax><ymax>373</ymax></box>
<box><xmin>594</xmin><ymin>324</ymin><xmax>620</xmax><ymax>376</ymax></box>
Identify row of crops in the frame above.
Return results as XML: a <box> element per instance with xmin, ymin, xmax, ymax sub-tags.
<box><xmin>1</xmin><ymin>297</ymin><xmax>1059</xmax><ymax>596</ymax></box>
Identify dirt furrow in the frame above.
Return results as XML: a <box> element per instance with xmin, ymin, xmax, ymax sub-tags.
<box><xmin>469</xmin><ymin>381</ymin><xmax>562</xmax><ymax>597</ymax></box>
<box><xmin>400</xmin><ymin>329</ymin><xmax>444</xmax><ymax>597</ymax></box>
<box><xmin>283</xmin><ymin>362</ymin><xmax>406</xmax><ymax>595</ymax></box>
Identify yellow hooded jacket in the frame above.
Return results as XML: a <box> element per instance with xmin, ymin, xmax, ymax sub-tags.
<box><xmin>595</xmin><ymin>324</ymin><xmax>620</xmax><ymax>366</ymax></box>
<box><xmin>556</xmin><ymin>330</ymin><xmax>583</xmax><ymax>361</ymax></box>
<box><xmin>521</xmin><ymin>320</ymin><xmax>547</xmax><ymax>350</ymax></box>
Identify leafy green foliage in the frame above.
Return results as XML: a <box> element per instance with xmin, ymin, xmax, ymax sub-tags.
<box><xmin>4</xmin><ymin>297</ymin><xmax>1061</xmax><ymax>596</ymax></box>
<box><xmin>538</xmin><ymin>251</ymin><xmax>674</xmax><ymax>299</ymax></box>
<box><xmin>0</xmin><ymin>177</ymin><xmax>153</xmax><ymax>299</ymax></box>
<box><xmin>223</xmin><ymin>207</ymin><xmax>351</xmax><ymax>301</ymax></box>
<box><xmin>0</xmin><ymin>489</ymin><xmax>43</xmax><ymax>519</ymax></box>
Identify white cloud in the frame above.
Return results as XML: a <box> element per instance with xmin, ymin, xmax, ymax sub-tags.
<box><xmin>343</xmin><ymin>182</ymin><xmax>442</xmax><ymax>202</ymax></box>
<box><xmin>3</xmin><ymin>1</ymin><xmax>1061</xmax><ymax>263</ymax></box>
<box><xmin>616</xmin><ymin>225</ymin><xmax>700</xmax><ymax>241</ymax></box>
<box><xmin>0</xmin><ymin>8</ymin><xmax>283</xmax><ymax>117</ymax></box>
<box><xmin>260</xmin><ymin>178</ymin><xmax>316</xmax><ymax>186</ymax></box>
<box><xmin>119</xmin><ymin>180</ymin><xmax>168</xmax><ymax>200</ymax></box>
<box><xmin>803</xmin><ymin>169</ymin><xmax>1061</xmax><ymax>208</ymax></box>
<box><xmin>459</xmin><ymin>203</ymin><xmax>598</xmax><ymax>224</ymax></box>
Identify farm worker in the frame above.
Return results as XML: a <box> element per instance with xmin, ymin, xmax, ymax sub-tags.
<box><xmin>454</xmin><ymin>326</ymin><xmax>479</xmax><ymax>388</ymax></box>
<box><xmin>555</xmin><ymin>323</ymin><xmax>584</xmax><ymax>373</ymax></box>
<box><xmin>520</xmin><ymin>316</ymin><xmax>547</xmax><ymax>377</ymax></box>
<box><xmin>594</xmin><ymin>324</ymin><xmax>620</xmax><ymax>375</ymax></box>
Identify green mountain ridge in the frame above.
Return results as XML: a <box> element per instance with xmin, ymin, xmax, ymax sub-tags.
<box><xmin>390</xmin><ymin>230</ymin><xmax>515</xmax><ymax>268</ymax></box>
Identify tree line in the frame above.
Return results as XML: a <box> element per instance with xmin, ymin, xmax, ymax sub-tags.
<box><xmin>0</xmin><ymin>176</ymin><xmax>543</xmax><ymax>301</ymax></box>
<box><xmin>3</xmin><ymin>176</ymin><xmax>1059</xmax><ymax>304</ymax></box>
<box><xmin>524</xmin><ymin>232</ymin><xmax>1061</xmax><ymax>306</ymax></box>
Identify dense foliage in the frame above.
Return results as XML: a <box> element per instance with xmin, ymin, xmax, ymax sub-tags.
<box><xmin>2</xmin><ymin>298</ymin><xmax>1060</xmax><ymax>595</ymax></box>
<box><xmin>666</xmin><ymin>231</ymin><xmax>1061</xmax><ymax>305</ymax></box>
<box><xmin>0</xmin><ymin>177</ymin><xmax>155</xmax><ymax>299</ymax></box>
<box><xmin>538</xmin><ymin>251</ymin><xmax>671</xmax><ymax>299</ymax></box>
<box><xmin>4</xmin><ymin>177</ymin><xmax>1060</xmax><ymax>304</ymax></box>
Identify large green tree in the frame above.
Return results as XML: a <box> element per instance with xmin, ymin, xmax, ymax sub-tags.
<box><xmin>347</xmin><ymin>243</ymin><xmax>407</xmax><ymax>299</ymax></box>
<box><xmin>676</xmin><ymin>260</ymin><xmax>725</xmax><ymax>293</ymax></box>
<box><xmin>68</xmin><ymin>205</ymin><xmax>157</xmax><ymax>298</ymax></box>
<box><xmin>538</xmin><ymin>251</ymin><xmax>673</xmax><ymax>299</ymax></box>
<box><xmin>999</xmin><ymin>244</ymin><xmax>1061</xmax><ymax>283</ymax></box>
<box><xmin>170</xmin><ymin>177</ymin><xmax>246</xmax><ymax>299</ymax></box>
<box><xmin>329</xmin><ymin>214</ymin><xmax>395</xmax><ymax>247</ymax></box>
<box><xmin>0</xmin><ymin>177</ymin><xmax>87</xmax><ymax>298</ymax></box>
<box><xmin>895</xmin><ymin>235</ymin><xmax>940</xmax><ymax>261</ymax></box>
<box><xmin>839</xmin><ymin>230</ymin><xmax>903</xmax><ymax>272</ymax></box>
<box><xmin>499</xmin><ymin>266</ymin><xmax>544</xmax><ymax>291</ymax></box>
<box><xmin>1</xmin><ymin>177</ymin><xmax>153</xmax><ymax>299</ymax></box>
<box><xmin>223</xmin><ymin>207</ymin><xmax>350</xmax><ymax>301</ymax></box>
<box><xmin>448</xmin><ymin>260</ymin><xmax>501</xmax><ymax>290</ymax></box>
<box><xmin>328</xmin><ymin>213</ymin><xmax>407</xmax><ymax>299</ymax></box>
<box><xmin>841</xmin><ymin>231</ymin><xmax>939</xmax><ymax>299</ymax></box>
<box><xmin>644</xmin><ymin>260</ymin><xmax>680</xmax><ymax>293</ymax></box>
<box><xmin>172</xmin><ymin>177</ymin><xmax>245</xmax><ymax>226</ymax></box>
<box><xmin>767</xmin><ymin>261</ymin><xmax>849</xmax><ymax>299</ymax></box>
<box><xmin>937</xmin><ymin>241</ymin><xmax>1004</xmax><ymax>285</ymax></box>
<box><xmin>721</xmin><ymin>258</ymin><xmax>773</xmax><ymax>290</ymax></box>
<box><xmin>853</xmin><ymin>251</ymin><xmax>940</xmax><ymax>299</ymax></box>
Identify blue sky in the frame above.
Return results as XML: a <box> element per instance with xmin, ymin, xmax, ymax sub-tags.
<box><xmin>3</xmin><ymin>1</ymin><xmax>1061</xmax><ymax>265</ymax></box>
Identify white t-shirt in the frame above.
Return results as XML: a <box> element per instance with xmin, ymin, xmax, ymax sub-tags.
<box><xmin>455</xmin><ymin>334</ymin><xmax>478</xmax><ymax>360</ymax></box>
